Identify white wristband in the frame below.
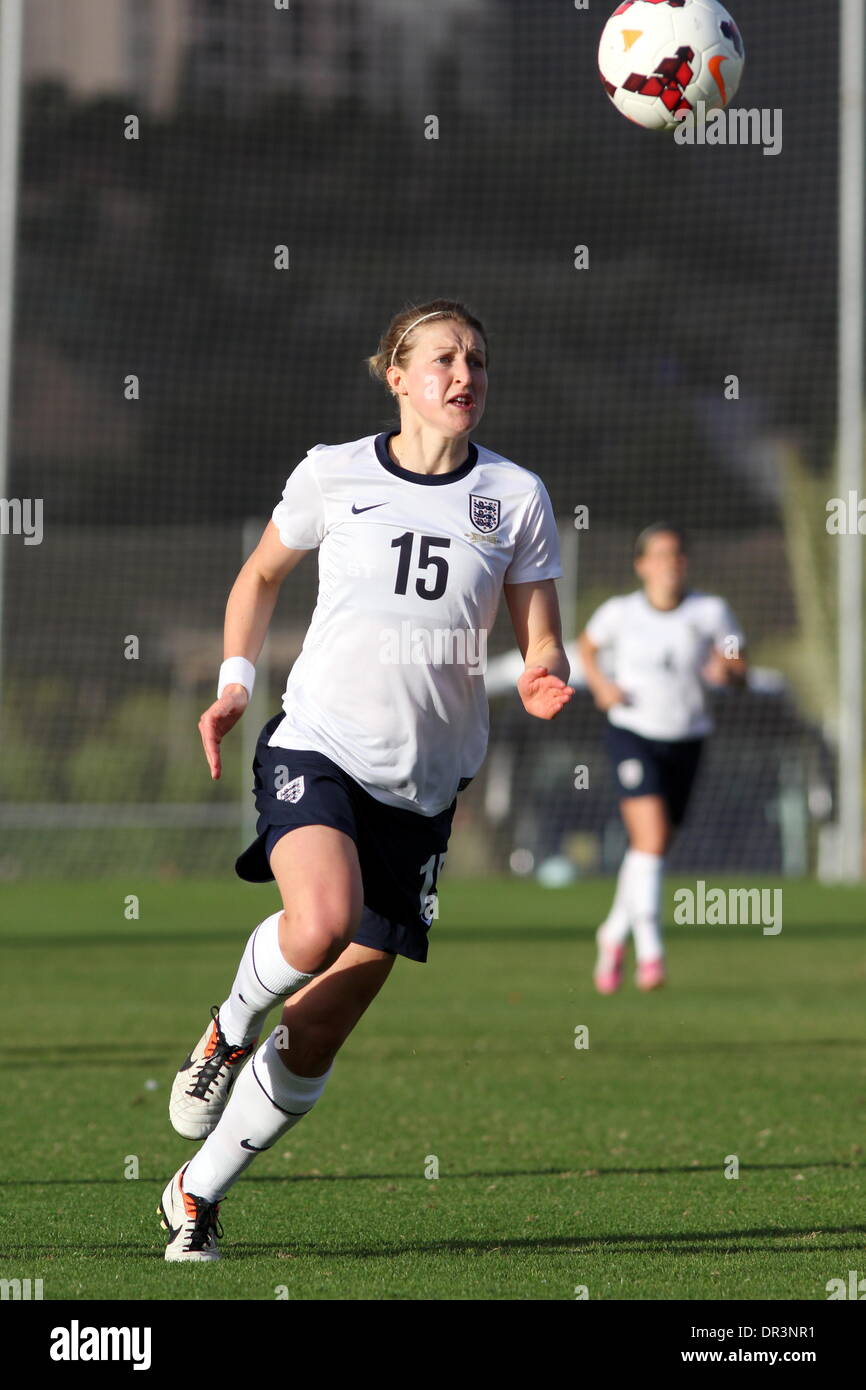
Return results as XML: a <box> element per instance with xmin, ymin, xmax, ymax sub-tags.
<box><xmin>218</xmin><ymin>656</ymin><xmax>256</xmax><ymax>699</ymax></box>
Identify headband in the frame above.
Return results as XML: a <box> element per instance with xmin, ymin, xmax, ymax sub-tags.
<box><xmin>389</xmin><ymin>311</ymin><xmax>444</xmax><ymax>367</ymax></box>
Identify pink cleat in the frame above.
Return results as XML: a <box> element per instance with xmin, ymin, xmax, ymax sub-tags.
<box><xmin>636</xmin><ymin>958</ymin><xmax>666</xmax><ymax>991</ymax></box>
<box><xmin>594</xmin><ymin>935</ymin><xmax>626</xmax><ymax>995</ymax></box>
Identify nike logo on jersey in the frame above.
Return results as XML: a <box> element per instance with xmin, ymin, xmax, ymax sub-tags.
<box><xmin>351</xmin><ymin>502</ymin><xmax>387</xmax><ymax>514</ymax></box>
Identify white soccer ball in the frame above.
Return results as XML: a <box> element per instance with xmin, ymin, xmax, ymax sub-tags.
<box><xmin>598</xmin><ymin>0</ymin><xmax>745</xmax><ymax>132</ymax></box>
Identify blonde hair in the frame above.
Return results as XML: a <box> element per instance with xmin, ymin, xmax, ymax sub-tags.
<box><xmin>366</xmin><ymin>299</ymin><xmax>489</xmax><ymax>396</ymax></box>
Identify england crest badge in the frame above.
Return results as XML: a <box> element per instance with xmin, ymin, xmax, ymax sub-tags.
<box><xmin>469</xmin><ymin>494</ymin><xmax>501</xmax><ymax>533</ymax></box>
<box><xmin>275</xmin><ymin>774</ymin><xmax>305</xmax><ymax>804</ymax></box>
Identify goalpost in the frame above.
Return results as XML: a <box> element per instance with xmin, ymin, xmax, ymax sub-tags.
<box><xmin>837</xmin><ymin>0</ymin><xmax>865</xmax><ymax>879</ymax></box>
<box><xmin>0</xmin><ymin>0</ymin><xmax>23</xmax><ymax>704</ymax></box>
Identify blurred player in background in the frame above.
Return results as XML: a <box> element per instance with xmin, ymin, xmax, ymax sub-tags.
<box><xmin>158</xmin><ymin>299</ymin><xmax>573</xmax><ymax>1260</ymax></box>
<box><xmin>578</xmin><ymin>524</ymin><xmax>746</xmax><ymax>994</ymax></box>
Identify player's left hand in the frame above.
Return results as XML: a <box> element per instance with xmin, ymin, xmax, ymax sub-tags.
<box><xmin>518</xmin><ymin>666</ymin><xmax>574</xmax><ymax>720</ymax></box>
<box><xmin>198</xmin><ymin>685</ymin><xmax>248</xmax><ymax>779</ymax></box>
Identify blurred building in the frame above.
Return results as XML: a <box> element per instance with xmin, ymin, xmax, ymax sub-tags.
<box><xmin>185</xmin><ymin>0</ymin><xmax>504</xmax><ymax>116</ymax></box>
<box><xmin>23</xmin><ymin>0</ymin><xmax>504</xmax><ymax>118</ymax></box>
<box><xmin>23</xmin><ymin>0</ymin><xmax>186</xmax><ymax>115</ymax></box>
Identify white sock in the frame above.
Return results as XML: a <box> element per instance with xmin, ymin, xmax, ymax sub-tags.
<box><xmin>219</xmin><ymin>912</ymin><xmax>315</xmax><ymax>1047</ymax></box>
<box><xmin>597</xmin><ymin>853</ymin><xmax>633</xmax><ymax>949</ymax></box>
<box><xmin>183</xmin><ymin>1030</ymin><xmax>332</xmax><ymax>1203</ymax></box>
<box><xmin>626</xmin><ymin>850</ymin><xmax>665</xmax><ymax>963</ymax></box>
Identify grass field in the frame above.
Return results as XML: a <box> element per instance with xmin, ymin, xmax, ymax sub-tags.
<box><xmin>1</xmin><ymin>875</ymin><xmax>864</xmax><ymax>1302</ymax></box>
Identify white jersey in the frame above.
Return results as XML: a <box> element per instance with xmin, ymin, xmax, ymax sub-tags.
<box><xmin>268</xmin><ymin>432</ymin><xmax>562</xmax><ymax>815</ymax></box>
<box><xmin>585</xmin><ymin>589</ymin><xmax>744</xmax><ymax>741</ymax></box>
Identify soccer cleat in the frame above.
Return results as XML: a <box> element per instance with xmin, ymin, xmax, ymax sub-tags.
<box><xmin>169</xmin><ymin>1005</ymin><xmax>257</xmax><ymax>1140</ymax></box>
<box><xmin>636</xmin><ymin>958</ymin><xmax>666</xmax><ymax>991</ymax></box>
<box><xmin>593</xmin><ymin>931</ymin><xmax>626</xmax><ymax>995</ymax></box>
<box><xmin>158</xmin><ymin>1163</ymin><xmax>223</xmax><ymax>1262</ymax></box>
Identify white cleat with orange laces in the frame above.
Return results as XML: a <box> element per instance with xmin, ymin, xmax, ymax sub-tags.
<box><xmin>169</xmin><ymin>1005</ymin><xmax>257</xmax><ymax>1140</ymax></box>
<box><xmin>158</xmin><ymin>1163</ymin><xmax>223</xmax><ymax>1262</ymax></box>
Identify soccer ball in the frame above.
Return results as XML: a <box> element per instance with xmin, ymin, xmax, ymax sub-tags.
<box><xmin>598</xmin><ymin>0</ymin><xmax>745</xmax><ymax>131</ymax></box>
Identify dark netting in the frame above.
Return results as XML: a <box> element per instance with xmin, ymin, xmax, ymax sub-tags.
<box><xmin>1</xmin><ymin>0</ymin><xmax>842</xmax><ymax>877</ymax></box>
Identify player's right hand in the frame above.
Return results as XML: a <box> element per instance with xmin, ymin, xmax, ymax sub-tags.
<box><xmin>593</xmin><ymin>679</ymin><xmax>628</xmax><ymax>712</ymax></box>
<box><xmin>198</xmin><ymin>685</ymin><xmax>249</xmax><ymax>780</ymax></box>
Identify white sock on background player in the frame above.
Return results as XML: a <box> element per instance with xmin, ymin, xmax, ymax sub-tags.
<box><xmin>626</xmin><ymin>849</ymin><xmax>665</xmax><ymax>962</ymax></box>
<box><xmin>597</xmin><ymin>853</ymin><xmax>633</xmax><ymax>949</ymax></box>
<box><xmin>183</xmin><ymin>1030</ymin><xmax>332</xmax><ymax>1202</ymax></box>
<box><xmin>218</xmin><ymin>911</ymin><xmax>316</xmax><ymax>1048</ymax></box>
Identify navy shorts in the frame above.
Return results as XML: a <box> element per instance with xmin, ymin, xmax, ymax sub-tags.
<box><xmin>605</xmin><ymin>724</ymin><xmax>703</xmax><ymax>827</ymax></box>
<box><xmin>235</xmin><ymin>713</ymin><xmax>456</xmax><ymax>963</ymax></box>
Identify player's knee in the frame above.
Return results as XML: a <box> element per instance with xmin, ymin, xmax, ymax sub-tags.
<box><xmin>630</xmin><ymin>824</ymin><xmax>670</xmax><ymax>856</ymax></box>
<box><xmin>279</xmin><ymin>908</ymin><xmax>356</xmax><ymax>970</ymax></box>
<box><xmin>640</xmin><ymin>839</ymin><xmax>667</xmax><ymax>856</ymax></box>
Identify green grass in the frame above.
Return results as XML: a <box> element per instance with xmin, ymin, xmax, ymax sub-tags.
<box><xmin>1</xmin><ymin>876</ymin><xmax>864</xmax><ymax>1301</ymax></box>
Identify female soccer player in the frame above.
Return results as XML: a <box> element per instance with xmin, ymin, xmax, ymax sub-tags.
<box><xmin>159</xmin><ymin>299</ymin><xmax>573</xmax><ymax>1259</ymax></box>
<box><xmin>579</xmin><ymin>524</ymin><xmax>746</xmax><ymax>995</ymax></box>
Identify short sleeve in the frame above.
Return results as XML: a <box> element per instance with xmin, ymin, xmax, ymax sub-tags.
<box><xmin>709</xmin><ymin>598</ymin><xmax>746</xmax><ymax>652</ymax></box>
<box><xmin>504</xmin><ymin>480</ymin><xmax>562</xmax><ymax>583</ymax></box>
<box><xmin>585</xmin><ymin>597</ymin><xmax>622</xmax><ymax>648</ymax></box>
<box><xmin>271</xmin><ymin>450</ymin><xmax>326</xmax><ymax>549</ymax></box>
